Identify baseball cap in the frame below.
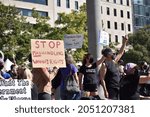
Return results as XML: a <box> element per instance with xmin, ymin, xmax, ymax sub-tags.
<box><xmin>124</xmin><ymin>63</ymin><xmax>137</xmax><ymax>73</ymax></box>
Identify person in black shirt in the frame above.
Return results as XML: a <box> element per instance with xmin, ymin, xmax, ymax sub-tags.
<box><xmin>79</xmin><ymin>53</ymin><xmax>105</xmax><ymax>99</ymax></box>
<box><xmin>100</xmin><ymin>36</ymin><xmax>128</xmax><ymax>100</ymax></box>
<box><xmin>120</xmin><ymin>63</ymin><xmax>150</xmax><ymax>100</ymax></box>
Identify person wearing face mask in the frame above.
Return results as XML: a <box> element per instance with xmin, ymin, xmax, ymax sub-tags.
<box><xmin>120</xmin><ymin>63</ymin><xmax>150</xmax><ymax>100</ymax></box>
<box><xmin>78</xmin><ymin>53</ymin><xmax>105</xmax><ymax>99</ymax></box>
<box><xmin>100</xmin><ymin>36</ymin><xmax>128</xmax><ymax>100</ymax></box>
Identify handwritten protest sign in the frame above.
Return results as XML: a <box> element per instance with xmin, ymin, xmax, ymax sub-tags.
<box><xmin>31</xmin><ymin>39</ymin><xmax>66</xmax><ymax>68</ymax></box>
<box><xmin>64</xmin><ymin>34</ymin><xmax>84</xmax><ymax>49</ymax></box>
<box><xmin>0</xmin><ymin>79</ymin><xmax>31</xmax><ymax>100</ymax></box>
<box><xmin>98</xmin><ymin>31</ymin><xmax>109</xmax><ymax>46</ymax></box>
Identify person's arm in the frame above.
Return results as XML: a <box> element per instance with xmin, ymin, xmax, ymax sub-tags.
<box><xmin>99</xmin><ymin>63</ymin><xmax>108</xmax><ymax>98</ymax></box>
<box><xmin>73</xmin><ymin>72</ymin><xmax>79</xmax><ymax>85</ymax></box>
<box><xmin>139</xmin><ymin>75</ymin><xmax>150</xmax><ymax>84</ymax></box>
<box><xmin>96</xmin><ymin>56</ymin><xmax>106</xmax><ymax>66</ymax></box>
<box><xmin>78</xmin><ymin>73</ymin><xmax>83</xmax><ymax>90</ymax></box>
<box><xmin>115</xmin><ymin>36</ymin><xmax>128</xmax><ymax>62</ymax></box>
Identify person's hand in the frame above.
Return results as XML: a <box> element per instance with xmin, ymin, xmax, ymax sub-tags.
<box><xmin>104</xmin><ymin>91</ymin><xmax>109</xmax><ymax>98</ymax></box>
<box><xmin>122</xmin><ymin>35</ymin><xmax>128</xmax><ymax>44</ymax></box>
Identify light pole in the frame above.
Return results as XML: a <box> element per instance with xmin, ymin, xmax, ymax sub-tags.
<box><xmin>86</xmin><ymin>0</ymin><xmax>103</xmax><ymax>60</ymax></box>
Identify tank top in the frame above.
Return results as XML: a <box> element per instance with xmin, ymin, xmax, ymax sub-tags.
<box><xmin>105</xmin><ymin>60</ymin><xmax>120</xmax><ymax>89</ymax></box>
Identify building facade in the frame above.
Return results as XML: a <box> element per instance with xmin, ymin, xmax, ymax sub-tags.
<box><xmin>0</xmin><ymin>0</ymin><xmax>133</xmax><ymax>44</ymax></box>
<box><xmin>0</xmin><ymin>0</ymin><xmax>85</xmax><ymax>26</ymax></box>
<box><xmin>100</xmin><ymin>0</ymin><xmax>133</xmax><ymax>44</ymax></box>
<box><xmin>133</xmin><ymin>0</ymin><xmax>150</xmax><ymax>30</ymax></box>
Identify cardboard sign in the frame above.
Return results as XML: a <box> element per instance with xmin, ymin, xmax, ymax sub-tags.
<box><xmin>0</xmin><ymin>79</ymin><xmax>31</xmax><ymax>100</ymax></box>
<box><xmin>64</xmin><ymin>34</ymin><xmax>84</xmax><ymax>49</ymax></box>
<box><xmin>31</xmin><ymin>39</ymin><xmax>66</xmax><ymax>68</ymax></box>
<box><xmin>99</xmin><ymin>31</ymin><xmax>109</xmax><ymax>46</ymax></box>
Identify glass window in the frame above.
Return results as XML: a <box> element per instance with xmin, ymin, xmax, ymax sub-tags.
<box><xmin>114</xmin><ymin>22</ymin><xmax>118</xmax><ymax>30</ymax></box>
<box><xmin>107</xmin><ymin>21</ymin><xmax>111</xmax><ymax>29</ymax></box>
<box><xmin>107</xmin><ymin>0</ymin><xmax>109</xmax><ymax>2</ymax></box>
<box><xmin>75</xmin><ymin>1</ymin><xmax>79</xmax><ymax>10</ymax></box>
<box><xmin>18</xmin><ymin>8</ymin><xmax>48</xmax><ymax>17</ymax></box>
<box><xmin>120</xmin><ymin>0</ymin><xmax>123</xmax><ymax>5</ymax></box>
<box><xmin>127</xmin><ymin>0</ymin><xmax>130</xmax><ymax>6</ymax></box>
<box><xmin>109</xmin><ymin>34</ymin><xmax>111</xmax><ymax>43</ymax></box>
<box><xmin>114</xmin><ymin>9</ymin><xmax>117</xmax><ymax>16</ymax></box>
<box><xmin>115</xmin><ymin>35</ymin><xmax>118</xmax><ymax>43</ymax></box>
<box><xmin>121</xmin><ymin>23</ymin><xmax>124</xmax><ymax>30</ymax></box>
<box><xmin>114</xmin><ymin>0</ymin><xmax>117</xmax><ymax>3</ymax></box>
<box><xmin>120</xmin><ymin>10</ymin><xmax>124</xmax><ymax>17</ymax></box>
<box><xmin>57</xmin><ymin>0</ymin><xmax>61</xmax><ymax>7</ymax></box>
<box><xmin>17</xmin><ymin>0</ymin><xmax>48</xmax><ymax>5</ymax></box>
<box><xmin>107</xmin><ymin>7</ymin><xmax>110</xmax><ymax>15</ymax></box>
<box><xmin>101</xmin><ymin>6</ymin><xmax>103</xmax><ymax>14</ymax></box>
<box><xmin>128</xmin><ymin>24</ymin><xmax>131</xmax><ymax>31</ymax></box>
<box><xmin>127</xmin><ymin>11</ymin><xmax>130</xmax><ymax>19</ymax></box>
<box><xmin>66</xmin><ymin>0</ymin><xmax>70</xmax><ymax>8</ymax></box>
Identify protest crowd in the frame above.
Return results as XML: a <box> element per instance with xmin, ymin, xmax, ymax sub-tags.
<box><xmin>0</xmin><ymin>36</ymin><xmax>150</xmax><ymax>100</ymax></box>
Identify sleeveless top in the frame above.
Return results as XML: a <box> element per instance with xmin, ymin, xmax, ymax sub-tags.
<box><xmin>105</xmin><ymin>60</ymin><xmax>120</xmax><ymax>89</ymax></box>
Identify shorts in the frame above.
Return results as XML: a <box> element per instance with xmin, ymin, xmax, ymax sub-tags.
<box><xmin>83</xmin><ymin>84</ymin><xmax>97</xmax><ymax>92</ymax></box>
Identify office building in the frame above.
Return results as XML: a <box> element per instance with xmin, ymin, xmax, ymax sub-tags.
<box><xmin>133</xmin><ymin>0</ymin><xmax>150</xmax><ymax>30</ymax></box>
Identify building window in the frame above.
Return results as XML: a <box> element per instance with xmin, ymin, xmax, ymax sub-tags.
<box><xmin>113</xmin><ymin>0</ymin><xmax>116</xmax><ymax>3</ymax></box>
<box><xmin>19</xmin><ymin>8</ymin><xmax>48</xmax><ymax>17</ymax></box>
<box><xmin>120</xmin><ymin>0</ymin><xmax>123</xmax><ymax>5</ymax></box>
<box><xmin>127</xmin><ymin>11</ymin><xmax>130</xmax><ymax>19</ymax></box>
<box><xmin>107</xmin><ymin>7</ymin><xmax>110</xmax><ymax>15</ymax></box>
<box><xmin>109</xmin><ymin>34</ymin><xmax>111</xmax><ymax>43</ymax></box>
<box><xmin>115</xmin><ymin>35</ymin><xmax>118</xmax><ymax>43</ymax></box>
<box><xmin>114</xmin><ymin>22</ymin><xmax>118</xmax><ymax>30</ymax></box>
<box><xmin>101</xmin><ymin>6</ymin><xmax>103</xmax><ymax>14</ymax></box>
<box><xmin>121</xmin><ymin>23</ymin><xmax>124</xmax><ymax>30</ymax></box>
<box><xmin>126</xmin><ymin>0</ymin><xmax>130</xmax><ymax>6</ymax></box>
<box><xmin>18</xmin><ymin>0</ymin><xmax>48</xmax><ymax>5</ymax></box>
<box><xmin>128</xmin><ymin>24</ymin><xmax>131</xmax><ymax>31</ymax></box>
<box><xmin>107</xmin><ymin>0</ymin><xmax>109</xmax><ymax>2</ymax></box>
<box><xmin>75</xmin><ymin>1</ymin><xmax>79</xmax><ymax>10</ymax></box>
<box><xmin>120</xmin><ymin>10</ymin><xmax>124</xmax><ymax>17</ymax></box>
<box><xmin>57</xmin><ymin>0</ymin><xmax>61</xmax><ymax>7</ymax></box>
<box><xmin>66</xmin><ymin>0</ymin><xmax>70</xmax><ymax>8</ymax></box>
<box><xmin>114</xmin><ymin>9</ymin><xmax>117</xmax><ymax>16</ymax></box>
<box><xmin>107</xmin><ymin>21</ymin><xmax>111</xmax><ymax>29</ymax></box>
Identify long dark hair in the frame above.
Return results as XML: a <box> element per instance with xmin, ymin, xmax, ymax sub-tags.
<box><xmin>82</xmin><ymin>53</ymin><xmax>94</xmax><ymax>65</ymax></box>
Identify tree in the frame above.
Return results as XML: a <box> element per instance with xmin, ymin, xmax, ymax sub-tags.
<box><xmin>124</xmin><ymin>26</ymin><xmax>150</xmax><ymax>64</ymax></box>
<box><xmin>48</xmin><ymin>3</ymin><xmax>88</xmax><ymax>62</ymax></box>
<box><xmin>0</xmin><ymin>2</ymin><xmax>32</xmax><ymax>63</ymax></box>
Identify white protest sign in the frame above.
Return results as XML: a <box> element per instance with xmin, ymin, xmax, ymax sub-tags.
<box><xmin>99</xmin><ymin>31</ymin><xmax>109</xmax><ymax>46</ymax></box>
<box><xmin>31</xmin><ymin>39</ymin><xmax>66</xmax><ymax>68</ymax></box>
<box><xmin>64</xmin><ymin>34</ymin><xmax>84</xmax><ymax>49</ymax></box>
<box><xmin>0</xmin><ymin>79</ymin><xmax>31</xmax><ymax>100</ymax></box>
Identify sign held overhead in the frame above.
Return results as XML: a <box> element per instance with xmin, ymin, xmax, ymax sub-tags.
<box><xmin>64</xmin><ymin>34</ymin><xmax>84</xmax><ymax>49</ymax></box>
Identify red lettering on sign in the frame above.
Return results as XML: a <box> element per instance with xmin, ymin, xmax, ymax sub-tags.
<box><xmin>35</xmin><ymin>41</ymin><xmax>39</xmax><ymax>48</ymax></box>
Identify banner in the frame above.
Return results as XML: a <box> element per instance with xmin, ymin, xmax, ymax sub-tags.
<box><xmin>64</xmin><ymin>34</ymin><xmax>84</xmax><ymax>49</ymax></box>
<box><xmin>31</xmin><ymin>39</ymin><xmax>66</xmax><ymax>68</ymax></box>
<box><xmin>0</xmin><ymin>79</ymin><xmax>31</xmax><ymax>100</ymax></box>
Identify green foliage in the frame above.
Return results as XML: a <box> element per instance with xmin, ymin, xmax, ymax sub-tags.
<box><xmin>0</xmin><ymin>2</ymin><xmax>32</xmax><ymax>63</ymax></box>
<box><xmin>49</xmin><ymin>3</ymin><xmax>88</xmax><ymax>62</ymax></box>
<box><xmin>124</xmin><ymin>26</ymin><xmax>150</xmax><ymax>64</ymax></box>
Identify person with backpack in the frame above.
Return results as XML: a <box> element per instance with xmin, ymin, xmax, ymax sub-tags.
<box><xmin>100</xmin><ymin>36</ymin><xmax>128</xmax><ymax>100</ymax></box>
<box><xmin>58</xmin><ymin>53</ymin><xmax>80</xmax><ymax>100</ymax></box>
